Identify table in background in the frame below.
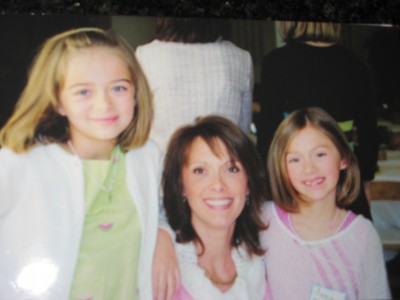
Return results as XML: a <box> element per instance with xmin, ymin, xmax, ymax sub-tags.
<box><xmin>370</xmin><ymin>159</ymin><xmax>400</xmax><ymax>260</ymax></box>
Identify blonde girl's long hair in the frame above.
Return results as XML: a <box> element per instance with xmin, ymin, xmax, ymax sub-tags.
<box><xmin>0</xmin><ymin>28</ymin><xmax>153</xmax><ymax>153</ymax></box>
<box><xmin>278</xmin><ymin>21</ymin><xmax>341</xmax><ymax>43</ymax></box>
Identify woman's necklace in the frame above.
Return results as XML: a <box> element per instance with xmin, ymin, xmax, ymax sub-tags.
<box><xmin>67</xmin><ymin>141</ymin><xmax>120</xmax><ymax>193</ymax></box>
<box><xmin>204</xmin><ymin>269</ymin><xmax>238</xmax><ymax>286</ymax></box>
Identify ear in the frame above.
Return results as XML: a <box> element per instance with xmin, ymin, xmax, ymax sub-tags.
<box><xmin>340</xmin><ymin>159</ymin><xmax>348</xmax><ymax>170</ymax></box>
<box><xmin>55</xmin><ymin>103</ymin><xmax>66</xmax><ymax>116</ymax></box>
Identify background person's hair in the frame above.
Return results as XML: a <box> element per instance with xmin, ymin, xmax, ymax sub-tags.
<box><xmin>162</xmin><ymin>115</ymin><xmax>267</xmax><ymax>256</ymax></box>
<box><xmin>267</xmin><ymin>107</ymin><xmax>360</xmax><ymax>212</ymax></box>
<box><xmin>154</xmin><ymin>17</ymin><xmax>230</xmax><ymax>43</ymax></box>
<box><xmin>278</xmin><ymin>21</ymin><xmax>341</xmax><ymax>43</ymax></box>
<box><xmin>0</xmin><ymin>27</ymin><xmax>153</xmax><ymax>153</ymax></box>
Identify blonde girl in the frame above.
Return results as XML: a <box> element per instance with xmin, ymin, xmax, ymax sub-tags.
<box><xmin>0</xmin><ymin>28</ymin><xmax>160</xmax><ymax>299</ymax></box>
<box><xmin>262</xmin><ymin>107</ymin><xmax>390</xmax><ymax>300</ymax></box>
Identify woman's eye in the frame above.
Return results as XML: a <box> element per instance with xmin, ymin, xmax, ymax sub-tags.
<box><xmin>228</xmin><ymin>165</ymin><xmax>240</xmax><ymax>173</ymax></box>
<box><xmin>193</xmin><ymin>167</ymin><xmax>205</xmax><ymax>174</ymax></box>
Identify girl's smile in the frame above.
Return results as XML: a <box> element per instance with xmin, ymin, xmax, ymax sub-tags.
<box><xmin>91</xmin><ymin>116</ymin><xmax>119</xmax><ymax>124</ymax></box>
<box><xmin>302</xmin><ymin>176</ymin><xmax>325</xmax><ymax>188</ymax></box>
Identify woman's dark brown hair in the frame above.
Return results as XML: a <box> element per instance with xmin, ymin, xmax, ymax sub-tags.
<box><xmin>162</xmin><ymin>115</ymin><xmax>267</xmax><ymax>256</ymax></box>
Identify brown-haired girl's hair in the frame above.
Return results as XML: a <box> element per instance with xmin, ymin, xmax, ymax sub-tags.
<box><xmin>0</xmin><ymin>28</ymin><xmax>153</xmax><ymax>153</ymax></box>
<box><xmin>267</xmin><ymin>107</ymin><xmax>360</xmax><ymax>212</ymax></box>
<box><xmin>163</xmin><ymin>115</ymin><xmax>267</xmax><ymax>256</ymax></box>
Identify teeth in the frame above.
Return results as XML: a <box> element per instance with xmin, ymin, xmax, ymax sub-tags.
<box><xmin>205</xmin><ymin>199</ymin><xmax>231</xmax><ymax>207</ymax></box>
<box><xmin>304</xmin><ymin>178</ymin><xmax>323</xmax><ymax>186</ymax></box>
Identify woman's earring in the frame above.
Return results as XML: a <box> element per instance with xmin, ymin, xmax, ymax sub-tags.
<box><xmin>246</xmin><ymin>195</ymin><xmax>250</xmax><ymax>205</ymax></box>
<box><xmin>182</xmin><ymin>197</ymin><xmax>187</xmax><ymax>203</ymax></box>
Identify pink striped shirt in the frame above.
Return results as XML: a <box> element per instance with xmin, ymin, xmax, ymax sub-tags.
<box><xmin>261</xmin><ymin>202</ymin><xmax>390</xmax><ymax>300</ymax></box>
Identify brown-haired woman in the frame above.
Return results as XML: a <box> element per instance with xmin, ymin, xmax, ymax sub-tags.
<box><xmin>158</xmin><ymin>115</ymin><xmax>268</xmax><ymax>299</ymax></box>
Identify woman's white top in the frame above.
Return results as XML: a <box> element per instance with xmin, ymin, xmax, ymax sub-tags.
<box><xmin>175</xmin><ymin>242</ymin><xmax>266</xmax><ymax>300</ymax></box>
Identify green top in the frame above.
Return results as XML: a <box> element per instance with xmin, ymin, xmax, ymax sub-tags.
<box><xmin>69</xmin><ymin>147</ymin><xmax>141</xmax><ymax>300</ymax></box>
<box><xmin>338</xmin><ymin>120</ymin><xmax>355</xmax><ymax>151</ymax></box>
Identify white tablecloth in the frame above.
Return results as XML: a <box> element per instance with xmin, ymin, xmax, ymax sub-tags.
<box><xmin>371</xmin><ymin>200</ymin><xmax>400</xmax><ymax>261</ymax></box>
<box><xmin>374</xmin><ymin>159</ymin><xmax>400</xmax><ymax>182</ymax></box>
<box><xmin>371</xmin><ymin>159</ymin><xmax>400</xmax><ymax>261</ymax></box>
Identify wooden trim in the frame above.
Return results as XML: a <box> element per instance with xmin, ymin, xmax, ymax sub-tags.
<box><xmin>370</xmin><ymin>181</ymin><xmax>400</xmax><ymax>200</ymax></box>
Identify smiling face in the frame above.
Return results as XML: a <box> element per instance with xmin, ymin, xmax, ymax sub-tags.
<box><xmin>285</xmin><ymin>125</ymin><xmax>347</xmax><ymax>206</ymax></box>
<box><xmin>182</xmin><ymin>137</ymin><xmax>249</xmax><ymax>234</ymax></box>
<box><xmin>57</xmin><ymin>46</ymin><xmax>135</xmax><ymax>157</ymax></box>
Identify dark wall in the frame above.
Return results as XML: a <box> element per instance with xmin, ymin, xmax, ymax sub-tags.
<box><xmin>341</xmin><ymin>24</ymin><xmax>400</xmax><ymax>109</ymax></box>
<box><xmin>0</xmin><ymin>15</ymin><xmax>111</xmax><ymax>128</ymax></box>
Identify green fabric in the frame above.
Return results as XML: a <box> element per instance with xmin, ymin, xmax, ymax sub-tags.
<box><xmin>338</xmin><ymin>120</ymin><xmax>354</xmax><ymax>133</ymax></box>
<box><xmin>70</xmin><ymin>147</ymin><xmax>141</xmax><ymax>300</ymax></box>
<box><xmin>338</xmin><ymin>120</ymin><xmax>355</xmax><ymax>152</ymax></box>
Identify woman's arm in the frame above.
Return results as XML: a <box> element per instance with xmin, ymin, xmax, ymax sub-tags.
<box><xmin>152</xmin><ymin>227</ymin><xmax>180</xmax><ymax>300</ymax></box>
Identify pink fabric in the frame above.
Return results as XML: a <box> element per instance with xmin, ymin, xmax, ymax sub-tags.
<box><xmin>173</xmin><ymin>286</ymin><xmax>193</xmax><ymax>300</ymax></box>
<box><xmin>264</xmin><ymin>282</ymin><xmax>273</xmax><ymax>300</ymax></box>
<box><xmin>275</xmin><ymin>205</ymin><xmax>292</xmax><ymax>231</ymax></box>
<box><xmin>338</xmin><ymin>211</ymin><xmax>357</xmax><ymax>231</ymax></box>
<box><xmin>173</xmin><ymin>283</ymin><xmax>271</xmax><ymax>299</ymax></box>
<box><xmin>261</xmin><ymin>202</ymin><xmax>391</xmax><ymax>300</ymax></box>
<box><xmin>275</xmin><ymin>205</ymin><xmax>357</xmax><ymax>236</ymax></box>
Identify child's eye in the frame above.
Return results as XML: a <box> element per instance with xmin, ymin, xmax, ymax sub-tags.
<box><xmin>316</xmin><ymin>152</ymin><xmax>326</xmax><ymax>158</ymax></box>
<box><xmin>112</xmin><ymin>85</ymin><xmax>128</xmax><ymax>93</ymax></box>
<box><xmin>75</xmin><ymin>89</ymin><xmax>90</xmax><ymax>96</ymax></box>
<box><xmin>287</xmin><ymin>157</ymin><xmax>299</xmax><ymax>163</ymax></box>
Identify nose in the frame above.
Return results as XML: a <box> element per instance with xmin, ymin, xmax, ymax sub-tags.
<box><xmin>94</xmin><ymin>91</ymin><xmax>112</xmax><ymax>110</ymax></box>
<box><xmin>210</xmin><ymin>171</ymin><xmax>227</xmax><ymax>192</ymax></box>
<box><xmin>303</xmin><ymin>159</ymin><xmax>316</xmax><ymax>174</ymax></box>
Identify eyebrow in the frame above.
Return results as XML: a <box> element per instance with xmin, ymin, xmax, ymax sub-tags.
<box><xmin>187</xmin><ymin>158</ymin><xmax>236</xmax><ymax>166</ymax></box>
<box><xmin>286</xmin><ymin>144</ymin><xmax>330</xmax><ymax>154</ymax></box>
<box><xmin>65</xmin><ymin>79</ymin><xmax>133</xmax><ymax>90</ymax></box>
<box><xmin>112</xmin><ymin>79</ymin><xmax>133</xmax><ymax>84</ymax></box>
